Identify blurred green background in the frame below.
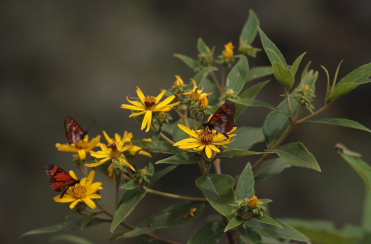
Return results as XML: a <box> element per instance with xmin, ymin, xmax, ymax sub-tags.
<box><xmin>2</xmin><ymin>1</ymin><xmax>371</xmax><ymax>243</ymax></box>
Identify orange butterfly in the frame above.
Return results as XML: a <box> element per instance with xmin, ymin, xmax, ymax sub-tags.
<box><xmin>45</xmin><ymin>163</ymin><xmax>80</xmax><ymax>198</ymax></box>
<box><xmin>203</xmin><ymin>101</ymin><xmax>236</xmax><ymax>138</ymax></box>
<box><xmin>65</xmin><ymin>117</ymin><xmax>87</xmax><ymax>144</ymax></box>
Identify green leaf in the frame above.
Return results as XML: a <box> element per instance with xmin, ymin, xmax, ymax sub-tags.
<box><xmin>113</xmin><ymin>201</ymin><xmax>205</xmax><ymax>239</ymax></box>
<box><xmin>21</xmin><ymin>218</ymin><xmax>104</xmax><ymax>237</ymax></box>
<box><xmin>225</xmin><ymin>55</ymin><xmax>249</xmax><ymax>94</ymax></box>
<box><xmin>224</xmin><ymin>217</ymin><xmax>244</xmax><ymax>232</ymax></box>
<box><xmin>219</xmin><ymin>148</ymin><xmax>263</xmax><ymax>159</ymax></box>
<box><xmin>291</xmin><ymin>52</ymin><xmax>307</xmax><ymax>78</ymax></box>
<box><xmin>132</xmin><ymin>140</ymin><xmax>183</xmax><ymax>154</ymax></box>
<box><xmin>229</xmin><ymin>98</ymin><xmax>281</xmax><ymax>112</ymax></box>
<box><xmin>307</xmin><ymin>118</ymin><xmax>371</xmax><ymax>133</ymax></box>
<box><xmin>155</xmin><ymin>152</ymin><xmax>202</xmax><ymax>165</ymax></box>
<box><xmin>263</xmin><ymin>70</ymin><xmax>318</xmax><ymax>143</ymax></box>
<box><xmin>173</xmin><ymin>53</ymin><xmax>199</xmax><ymax>70</ymax></box>
<box><xmin>281</xmin><ymin>218</ymin><xmax>362</xmax><ymax>244</ymax></box>
<box><xmin>255</xmin><ymin>216</ymin><xmax>282</xmax><ymax>229</ymax></box>
<box><xmin>246</xmin><ymin>219</ymin><xmax>311</xmax><ymax>243</ymax></box>
<box><xmin>336</xmin><ymin>143</ymin><xmax>371</xmax><ymax>189</ymax></box>
<box><xmin>187</xmin><ymin>221</ymin><xmax>225</xmax><ymax>244</ymax></box>
<box><xmin>81</xmin><ymin>213</ymin><xmax>99</xmax><ymax>230</ymax></box>
<box><xmin>111</xmin><ymin>188</ymin><xmax>146</xmax><ymax>232</ymax></box>
<box><xmin>149</xmin><ymin>165</ymin><xmax>178</xmax><ymax>186</ymax></box>
<box><xmin>228</xmin><ymin>126</ymin><xmax>265</xmax><ymax>150</ymax></box>
<box><xmin>238</xmin><ymin>225</ymin><xmax>262</xmax><ymax>244</ymax></box>
<box><xmin>254</xmin><ymin>158</ymin><xmax>292</xmax><ymax>184</ymax></box>
<box><xmin>172</xmin><ymin>118</ymin><xmax>194</xmax><ymax>142</ymax></box>
<box><xmin>240</xmin><ymin>9</ymin><xmax>260</xmax><ymax>45</ymax></box>
<box><xmin>197</xmin><ymin>37</ymin><xmax>210</xmax><ymax>54</ymax></box>
<box><xmin>272</xmin><ymin>61</ymin><xmax>295</xmax><ymax>89</ymax></box>
<box><xmin>196</xmin><ymin>174</ymin><xmax>235</xmax><ymax>218</ymax></box>
<box><xmin>120</xmin><ymin>180</ymin><xmax>139</xmax><ymax>190</ymax></box>
<box><xmin>235</xmin><ymin>81</ymin><xmax>270</xmax><ymax>119</ymax></box>
<box><xmin>274</xmin><ymin>142</ymin><xmax>321</xmax><ymax>172</ymax></box>
<box><xmin>236</xmin><ymin>163</ymin><xmax>255</xmax><ymax>200</ymax></box>
<box><xmin>49</xmin><ymin>234</ymin><xmax>94</xmax><ymax>244</ymax></box>
<box><xmin>193</xmin><ymin>66</ymin><xmax>219</xmax><ymax>86</ymax></box>
<box><xmin>363</xmin><ymin>189</ymin><xmax>371</xmax><ymax>232</ymax></box>
<box><xmin>327</xmin><ymin>79</ymin><xmax>371</xmax><ymax>102</ymax></box>
<box><xmin>338</xmin><ymin>62</ymin><xmax>371</xmax><ymax>85</ymax></box>
<box><xmin>258</xmin><ymin>27</ymin><xmax>287</xmax><ymax>67</ymax></box>
<box><xmin>199</xmin><ymin>77</ymin><xmax>220</xmax><ymax>105</ymax></box>
<box><xmin>246</xmin><ymin>66</ymin><xmax>274</xmax><ymax>82</ymax></box>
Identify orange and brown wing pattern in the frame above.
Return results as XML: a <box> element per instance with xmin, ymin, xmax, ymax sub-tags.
<box><xmin>65</xmin><ymin>117</ymin><xmax>87</xmax><ymax>144</ymax></box>
<box><xmin>45</xmin><ymin>163</ymin><xmax>79</xmax><ymax>198</ymax></box>
<box><xmin>204</xmin><ymin>101</ymin><xmax>236</xmax><ymax>138</ymax></box>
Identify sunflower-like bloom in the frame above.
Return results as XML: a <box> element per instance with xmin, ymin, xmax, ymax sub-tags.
<box><xmin>121</xmin><ymin>87</ymin><xmax>181</xmax><ymax>132</ymax></box>
<box><xmin>222</xmin><ymin>42</ymin><xmax>234</xmax><ymax>60</ymax></box>
<box><xmin>53</xmin><ymin>170</ymin><xmax>102</xmax><ymax>209</ymax></box>
<box><xmin>56</xmin><ymin>135</ymin><xmax>101</xmax><ymax>160</ymax></box>
<box><xmin>173</xmin><ymin>124</ymin><xmax>236</xmax><ymax>159</ymax></box>
<box><xmin>183</xmin><ymin>79</ymin><xmax>204</xmax><ymax>101</ymax></box>
<box><xmin>86</xmin><ymin>132</ymin><xmax>135</xmax><ymax>172</ymax></box>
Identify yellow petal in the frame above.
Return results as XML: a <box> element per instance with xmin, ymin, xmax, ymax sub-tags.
<box><xmin>142</xmin><ymin>111</ymin><xmax>152</xmax><ymax>132</ymax></box>
<box><xmin>55</xmin><ymin>143</ymin><xmax>78</xmax><ymax>152</ymax></box>
<box><xmin>209</xmin><ymin>144</ymin><xmax>220</xmax><ymax>153</ymax></box>
<box><xmin>69</xmin><ymin>170</ymin><xmax>79</xmax><ymax>181</ymax></box>
<box><xmin>121</xmin><ymin>104</ymin><xmax>145</xmax><ymax>111</ymax></box>
<box><xmin>87</xmin><ymin>183</ymin><xmax>103</xmax><ymax>195</ymax></box>
<box><xmin>103</xmin><ymin>131</ymin><xmax>113</xmax><ymax>145</ymax></box>
<box><xmin>53</xmin><ymin>194</ymin><xmax>75</xmax><ymax>203</ymax></box>
<box><xmin>205</xmin><ymin>145</ymin><xmax>213</xmax><ymax>159</ymax></box>
<box><xmin>136</xmin><ymin>86</ymin><xmax>146</xmax><ymax>103</ymax></box>
<box><xmin>77</xmin><ymin>149</ymin><xmax>86</xmax><ymax>160</ymax></box>
<box><xmin>155</xmin><ymin>89</ymin><xmax>167</xmax><ymax>103</ymax></box>
<box><xmin>177</xmin><ymin>124</ymin><xmax>199</xmax><ymax>138</ymax></box>
<box><xmin>129</xmin><ymin>111</ymin><xmax>147</xmax><ymax>118</ymax></box>
<box><xmin>69</xmin><ymin>199</ymin><xmax>83</xmax><ymax>209</ymax></box>
<box><xmin>83</xmin><ymin>197</ymin><xmax>97</xmax><ymax>209</ymax></box>
<box><xmin>85</xmin><ymin>157</ymin><xmax>111</xmax><ymax>167</ymax></box>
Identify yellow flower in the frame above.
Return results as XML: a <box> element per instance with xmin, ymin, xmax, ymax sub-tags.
<box><xmin>198</xmin><ymin>93</ymin><xmax>211</xmax><ymax>110</ymax></box>
<box><xmin>121</xmin><ymin>86</ymin><xmax>181</xmax><ymax>132</ymax></box>
<box><xmin>56</xmin><ymin>135</ymin><xmax>101</xmax><ymax>160</ymax></box>
<box><xmin>247</xmin><ymin>195</ymin><xmax>259</xmax><ymax>209</ymax></box>
<box><xmin>86</xmin><ymin>131</ymin><xmax>135</xmax><ymax>173</ymax></box>
<box><xmin>174</xmin><ymin>75</ymin><xmax>185</xmax><ymax>89</ymax></box>
<box><xmin>223</xmin><ymin>42</ymin><xmax>234</xmax><ymax>60</ymax></box>
<box><xmin>183</xmin><ymin>79</ymin><xmax>204</xmax><ymax>101</ymax></box>
<box><xmin>53</xmin><ymin>170</ymin><xmax>102</xmax><ymax>209</ymax></box>
<box><xmin>173</xmin><ymin>124</ymin><xmax>236</xmax><ymax>159</ymax></box>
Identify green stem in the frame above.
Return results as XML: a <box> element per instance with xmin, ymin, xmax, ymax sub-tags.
<box><xmin>221</xmin><ymin>65</ymin><xmax>227</xmax><ymax>93</ymax></box>
<box><xmin>284</xmin><ymin>88</ymin><xmax>293</xmax><ymax>118</ymax></box>
<box><xmin>211</xmin><ymin>71</ymin><xmax>222</xmax><ymax>93</ymax></box>
<box><xmin>144</xmin><ymin>186</ymin><xmax>208</xmax><ymax>202</ymax></box>
<box><xmin>296</xmin><ymin>103</ymin><xmax>332</xmax><ymax>124</ymax></box>
<box><xmin>115</xmin><ymin>175</ymin><xmax>120</xmax><ymax>209</ymax></box>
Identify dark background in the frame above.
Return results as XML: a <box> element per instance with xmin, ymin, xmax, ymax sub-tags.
<box><xmin>2</xmin><ymin>1</ymin><xmax>371</xmax><ymax>243</ymax></box>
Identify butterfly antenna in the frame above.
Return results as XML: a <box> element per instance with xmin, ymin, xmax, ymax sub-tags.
<box><xmin>86</xmin><ymin>120</ymin><xmax>96</xmax><ymax>132</ymax></box>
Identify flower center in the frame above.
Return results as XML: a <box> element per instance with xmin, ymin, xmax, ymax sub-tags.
<box><xmin>198</xmin><ymin>128</ymin><xmax>216</xmax><ymax>145</ymax></box>
<box><xmin>144</xmin><ymin>96</ymin><xmax>157</xmax><ymax>110</ymax></box>
<box><xmin>75</xmin><ymin>140</ymin><xmax>90</xmax><ymax>150</ymax></box>
<box><xmin>110</xmin><ymin>144</ymin><xmax>122</xmax><ymax>159</ymax></box>
<box><xmin>70</xmin><ymin>184</ymin><xmax>87</xmax><ymax>199</ymax></box>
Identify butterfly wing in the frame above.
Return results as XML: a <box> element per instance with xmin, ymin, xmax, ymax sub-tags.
<box><xmin>45</xmin><ymin>163</ymin><xmax>79</xmax><ymax>197</ymax></box>
<box><xmin>205</xmin><ymin>101</ymin><xmax>235</xmax><ymax>137</ymax></box>
<box><xmin>65</xmin><ymin>117</ymin><xmax>87</xmax><ymax>144</ymax></box>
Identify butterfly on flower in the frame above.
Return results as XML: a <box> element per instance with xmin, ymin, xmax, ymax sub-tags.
<box><xmin>65</xmin><ymin>117</ymin><xmax>87</xmax><ymax>144</ymax></box>
<box><xmin>203</xmin><ymin>101</ymin><xmax>236</xmax><ymax>139</ymax></box>
<box><xmin>45</xmin><ymin>163</ymin><xmax>80</xmax><ymax>198</ymax></box>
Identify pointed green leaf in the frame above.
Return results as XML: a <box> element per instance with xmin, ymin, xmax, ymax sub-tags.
<box><xmin>225</xmin><ymin>55</ymin><xmax>249</xmax><ymax>94</ymax></box>
<box><xmin>336</xmin><ymin>143</ymin><xmax>371</xmax><ymax>189</ymax></box>
<box><xmin>113</xmin><ymin>201</ymin><xmax>205</xmax><ymax>239</ymax></box>
<box><xmin>111</xmin><ymin>188</ymin><xmax>146</xmax><ymax>232</ymax></box>
<box><xmin>120</xmin><ymin>180</ymin><xmax>139</xmax><ymax>190</ymax></box>
<box><xmin>187</xmin><ymin>221</ymin><xmax>225</xmax><ymax>244</ymax></box>
<box><xmin>246</xmin><ymin>66</ymin><xmax>274</xmax><ymax>82</ymax></box>
<box><xmin>149</xmin><ymin>165</ymin><xmax>178</xmax><ymax>186</ymax></box>
<box><xmin>255</xmin><ymin>216</ymin><xmax>282</xmax><ymax>229</ymax></box>
<box><xmin>197</xmin><ymin>37</ymin><xmax>210</xmax><ymax>54</ymax></box>
<box><xmin>228</xmin><ymin>126</ymin><xmax>265</xmax><ymax>150</ymax></box>
<box><xmin>229</xmin><ymin>98</ymin><xmax>281</xmax><ymax>112</ymax></box>
<box><xmin>224</xmin><ymin>217</ymin><xmax>244</xmax><ymax>232</ymax></box>
<box><xmin>274</xmin><ymin>142</ymin><xmax>321</xmax><ymax>172</ymax></box>
<box><xmin>338</xmin><ymin>62</ymin><xmax>371</xmax><ymax>85</ymax></box>
<box><xmin>155</xmin><ymin>152</ymin><xmax>202</xmax><ymax>165</ymax></box>
<box><xmin>263</xmin><ymin>70</ymin><xmax>318</xmax><ymax>143</ymax></box>
<box><xmin>255</xmin><ymin>158</ymin><xmax>292</xmax><ymax>184</ymax></box>
<box><xmin>307</xmin><ymin>118</ymin><xmax>371</xmax><ymax>133</ymax></box>
<box><xmin>236</xmin><ymin>163</ymin><xmax>255</xmax><ymax>200</ymax></box>
<box><xmin>282</xmin><ymin>218</ymin><xmax>362</xmax><ymax>244</ymax></box>
<box><xmin>21</xmin><ymin>218</ymin><xmax>104</xmax><ymax>237</ymax></box>
<box><xmin>246</xmin><ymin>219</ymin><xmax>311</xmax><ymax>243</ymax></box>
<box><xmin>240</xmin><ymin>9</ymin><xmax>260</xmax><ymax>44</ymax></box>
<box><xmin>238</xmin><ymin>225</ymin><xmax>262</xmax><ymax>244</ymax></box>
<box><xmin>235</xmin><ymin>80</ymin><xmax>270</xmax><ymax>119</ymax></box>
<box><xmin>193</xmin><ymin>66</ymin><xmax>219</xmax><ymax>86</ymax></box>
<box><xmin>219</xmin><ymin>148</ymin><xmax>263</xmax><ymax>159</ymax></box>
<box><xmin>272</xmin><ymin>61</ymin><xmax>295</xmax><ymax>89</ymax></box>
<box><xmin>132</xmin><ymin>140</ymin><xmax>183</xmax><ymax>154</ymax></box>
<box><xmin>327</xmin><ymin>79</ymin><xmax>371</xmax><ymax>102</ymax></box>
<box><xmin>173</xmin><ymin>53</ymin><xmax>199</xmax><ymax>70</ymax></box>
<box><xmin>258</xmin><ymin>27</ymin><xmax>287</xmax><ymax>67</ymax></box>
<box><xmin>291</xmin><ymin>52</ymin><xmax>307</xmax><ymax>78</ymax></box>
<box><xmin>196</xmin><ymin>175</ymin><xmax>235</xmax><ymax>218</ymax></box>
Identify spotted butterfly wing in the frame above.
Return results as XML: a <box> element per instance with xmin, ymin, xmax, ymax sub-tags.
<box><xmin>65</xmin><ymin>117</ymin><xmax>87</xmax><ymax>144</ymax></box>
<box><xmin>45</xmin><ymin>163</ymin><xmax>80</xmax><ymax>198</ymax></box>
<box><xmin>204</xmin><ymin>101</ymin><xmax>236</xmax><ymax>138</ymax></box>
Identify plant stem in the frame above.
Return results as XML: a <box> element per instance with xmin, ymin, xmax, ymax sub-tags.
<box><xmin>296</xmin><ymin>103</ymin><xmax>331</xmax><ymax>124</ymax></box>
<box><xmin>213</xmin><ymin>158</ymin><xmax>222</xmax><ymax>174</ymax></box>
<box><xmin>144</xmin><ymin>186</ymin><xmax>208</xmax><ymax>202</ymax></box>
<box><xmin>115</xmin><ymin>176</ymin><xmax>120</xmax><ymax>209</ymax></box>
<box><xmin>223</xmin><ymin>216</ymin><xmax>238</xmax><ymax>244</ymax></box>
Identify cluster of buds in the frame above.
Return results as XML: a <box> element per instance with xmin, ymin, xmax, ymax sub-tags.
<box><xmin>293</xmin><ymin>84</ymin><xmax>316</xmax><ymax>113</ymax></box>
<box><xmin>239</xmin><ymin>37</ymin><xmax>261</xmax><ymax>58</ymax></box>
<box><xmin>232</xmin><ymin>195</ymin><xmax>268</xmax><ymax>220</ymax></box>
